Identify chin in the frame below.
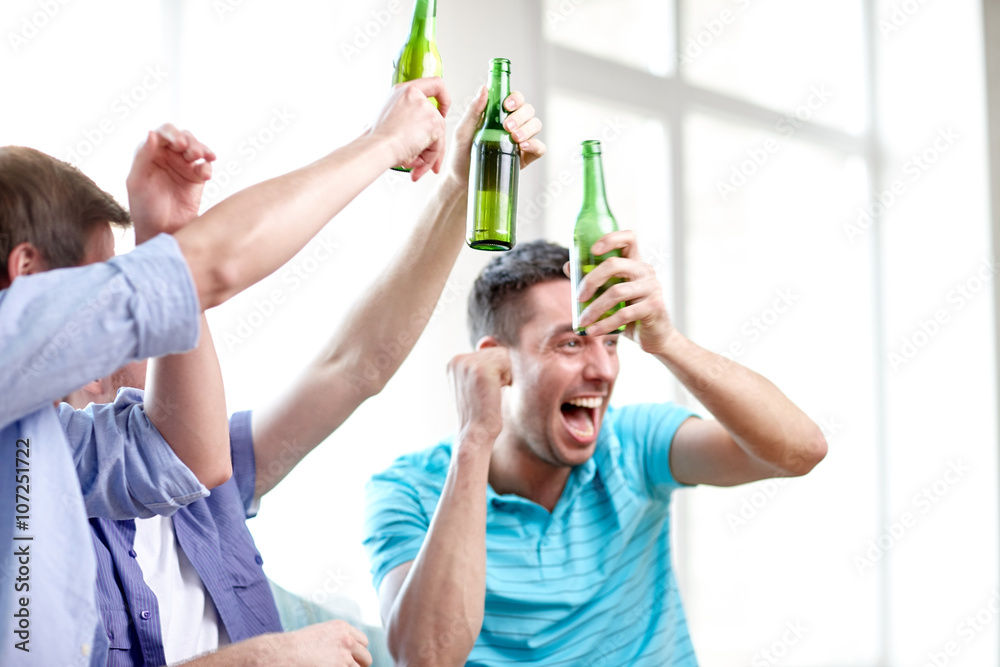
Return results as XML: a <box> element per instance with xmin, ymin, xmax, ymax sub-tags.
<box><xmin>551</xmin><ymin>434</ymin><xmax>599</xmax><ymax>467</ymax></box>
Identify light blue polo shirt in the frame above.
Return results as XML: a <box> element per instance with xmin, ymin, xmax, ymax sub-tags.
<box><xmin>364</xmin><ymin>402</ymin><xmax>700</xmax><ymax>666</ymax></box>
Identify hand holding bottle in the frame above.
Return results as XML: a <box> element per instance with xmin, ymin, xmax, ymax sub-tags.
<box><xmin>369</xmin><ymin>77</ymin><xmax>451</xmax><ymax>181</ymax></box>
<box><xmin>445</xmin><ymin>87</ymin><xmax>546</xmax><ymax>187</ymax></box>
<box><xmin>574</xmin><ymin>230</ymin><xmax>678</xmax><ymax>355</ymax></box>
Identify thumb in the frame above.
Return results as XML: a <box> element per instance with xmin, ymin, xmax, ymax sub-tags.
<box><xmin>133</xmin><ymin>130</ymin><xmax>159</xmax><ymax>161</ymax></box>
<box><xmin>455</xmin><ymin>85</ymin><xmax>488</xmax><ymax>142</ymax></box>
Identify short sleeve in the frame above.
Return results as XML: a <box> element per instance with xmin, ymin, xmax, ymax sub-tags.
<box><xmin>0</xmin><ymin>233</ymin><xmax>200</xmax><ymax>429</ymax></box>
<box><xmin>228</xmin><ymin>410</ymin><xmax>259</xmax><ymax>518</ymax></box>
<box><xmin>59</xmin><ymin>387</ymin><xmax>208</xmax><ymax>519</ymax></box>
<box><xmin>612</xmin><ymin>403</ymin><xmax>699</xmax><ymax>499</ymax></box>
<box><xmin>363</xmin><ymin>464</ymin><xmax>434</xmax><ymax>592</ymax></box>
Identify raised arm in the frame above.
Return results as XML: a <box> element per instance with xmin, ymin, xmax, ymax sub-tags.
<box><xmin>128</xmin><ymin>126</ymin><xmax>231</xmax><ymax>488</ymax></box>
<box><xmin>250</xmin><ymin>88</ymin><xmax>545</xmax><ymax>498</ymax></box>
<box><xmin>377</xmin><ymin>348</ymin><xmax>509</xmax><ymax>667</ymax></box>
<box><xmin>175</xmin><ymin>78</ymin><xmax>451</xmax><ymax>311</ymax></box>
<box><xmin>577</xmin><ymin>230</ymin><xmax>827</xmax><ymax>487</ymax></box>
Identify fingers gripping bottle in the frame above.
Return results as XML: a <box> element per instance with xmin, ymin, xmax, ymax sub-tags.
<box><xmin>390</xmin><ymin>0</ymin><xmax>443</xmax><ymax>172</ymax></box>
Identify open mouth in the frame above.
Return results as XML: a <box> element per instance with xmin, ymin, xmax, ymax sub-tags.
<box><xmin>559</xmin><ymin>396</ymin><xmax>602</xmax><ymax>443</ymax></box>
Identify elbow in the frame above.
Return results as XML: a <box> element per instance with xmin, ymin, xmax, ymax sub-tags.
<box><xmin>361</xmin><ymin>373</ymin><xmax>389</xmax><ymax>401</ymax></box>
<box><xmin>783</xmin><ymin>425</ymin><xmax>828</xmax><ymax>477</ymax></box>
<box><xmin>199</xmin><ymin>457</ymin><xmax>233</xmax><ymax>490</ymax></box>
<box><xmin>201</xmin><ymin>258</ymin><xmax>242</xmax><ymax>310</ymax></box>
<box><xmin>190</xmin><ymin>241</ymin><xmax>242</xmax><ymax>311</ymax></box>
<box><xmin>177</xmin><ymin>232</ymin><xmax>241</xmax><ymax>310</ymax></box>
<box><xmin>386</xmin><ymin>619</ymin><xmax>478</xmax><ymax>667</ymax></box>
<box><xmin>333</xmin><ymin>351</ymin><xmax>389</xmax><ymax>402</ymax></box>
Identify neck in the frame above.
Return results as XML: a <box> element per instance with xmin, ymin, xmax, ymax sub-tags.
<box><xmin>482</xmin><ymin>67</ymin><xmax>511</xmax><ymax>131</ymax></box>
<box><xmin>409</xmin><ymin>0</ymin><xmax>436</xmax><ymax>40</ymax></box>
<box><xmin>487</xmin><ymin>430</ymin><xmax>572</xmax><ymax>512</ymax></box>
<box><xmin>581</xmin><ymin>156</ymin><xmax>611</xmax><ymax>213</ymax></box>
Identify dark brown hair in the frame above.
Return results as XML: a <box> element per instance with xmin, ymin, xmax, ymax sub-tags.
<box><xmin>467</xmin><ymin>240</ymin><xmax>570</xmax><ymax>347</ymax></box>
<box><xmin>0</xmin><ymin>146</ymin><xmax>130</xmax><ymax>275</ymax></box>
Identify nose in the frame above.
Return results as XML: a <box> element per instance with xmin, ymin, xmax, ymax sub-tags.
<box><xmin>581</xmin><ymin>338</ymin><xmax>617</xmax><ymax>384</ymax></box>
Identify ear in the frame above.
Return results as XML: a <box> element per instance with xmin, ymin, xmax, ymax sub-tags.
<box><xmin>6</xmin><ymin>242</ymin><xmax>47</xmax><ymax>285</ymax></box>
<box><xmin>475</xmin><ymin>335</ymin><xmax>501</xmax><ymax>351</ymax></box>
<box><xmin>81</xmin><ymin>378</ymin><xmax>108</xmax><ymax>398</ymax></box>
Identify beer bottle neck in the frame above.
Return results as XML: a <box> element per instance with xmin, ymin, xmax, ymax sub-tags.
<box><xmin>483</xmin><ymin>65</ymin><xmax>511</xmax><ymax>131</ymax></box>
<box><xmin>409</xmin><ymin>0</ymin><xmax>437</xmax><ymax>41</ymax></box>
<box><xmin>581</xmin><ymin>155</ymin><xmax>611</xmax><ymax>214</ymax></box>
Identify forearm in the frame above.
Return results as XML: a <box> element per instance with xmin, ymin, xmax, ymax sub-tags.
<box><xmin>176</xmin><ymin>134</ymin><xmax>396</xmax><ymax>310</ymax></box>
<box><xmin>655</xmin><ymin>329</ymin><xmax>826</xmax><ymax>475</ymax></box>
<box><xmin>177</xmin><ymin>634</ymin><xmax>283</xmax><ymax>666</ymax></box>
<box><xmin>251</xmin><ymin>176</ymin><xmax>467</xmax><ymax>496</ymax></box>
<box><xmin>335</xmin><ymin>174</ymin><xmax>467</xmax><ymax>395</ymax></box>
<box><xmin>145</xmin><ymin>314</ymin><xmax>231</xmax><ymax>488</ymax></box>
<box><xmin>387</xmin><ymin>443</ymin><xmax>490</xmax><ymax>666</ymax></box>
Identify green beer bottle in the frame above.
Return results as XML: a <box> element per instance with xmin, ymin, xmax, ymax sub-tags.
<box><xmin>571</xmin><ymin>140</ymin><xmax>626</xmax><ymax>335</ymax></box>
<box><xmin>391</xmin><ymin>0</ymin><xmax>443</xmax><ymax>172</ymax></box>
<box><xmin>466</xmin><ymin>58</ymin><xmax>519</xmax><ymax>251</ymax></box>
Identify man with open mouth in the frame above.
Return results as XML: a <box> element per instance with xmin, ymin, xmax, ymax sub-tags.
<box><xmin>364</xmin><ymin>235</ymin><xmax>827</xmax><ymax>666</ymax></box>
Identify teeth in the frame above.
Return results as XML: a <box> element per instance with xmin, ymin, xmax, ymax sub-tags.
<box><xmin>567</xmin><ymin>397</ymin><xmax>602</xmax><ymax>409</ymax></box>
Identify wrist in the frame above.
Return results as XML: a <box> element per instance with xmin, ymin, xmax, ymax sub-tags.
<box><xmin>438</xmin><ymin>172</ymin><xmax>468</xmax><ymax>207</ymax></box>
<box><xmin>254</xmin><ymin>633</ymin><xmax>285</xmax><ymax>665</ymax></box>
<box><xmin>457</xmin><ymin>420</ymin><xmax>501</xmax><ymax>452</ymax></box>
<box><xmin>440</xmin><ymin>170</ymin><xmax>467</xmax><ymax>195</ymax></box>
<box><xmin>452</xmin><ymin>433</ymin><xmax>494</xmax><ymax>471</ymax></box>
<box><xmin>649</xmin><ymin>325</ymin><xmax>687</xmax><ymax>361</ymax></box>
<box><xmin>355</xmin><ymin>131</ymin><xmax>402</xmax><ymax>171</ymax></box>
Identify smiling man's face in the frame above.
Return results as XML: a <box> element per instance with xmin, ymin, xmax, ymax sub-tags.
<box><xmin>500</xmin><ymin>279</ymin><xmax>620</xmax><ymax>469</ymax></box>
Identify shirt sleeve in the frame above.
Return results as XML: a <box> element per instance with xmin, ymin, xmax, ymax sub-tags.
<box><xmin>0</xmin><ymin>233</ymin><xmax>200</xmax><ymax>430</ymax></box>
<box><xmin>613</xmin><ymin>403</ymin><xmax>699</xmax><ymax>500</ymax></box>
<box><xmin>59</xmin><ymin>388</ymin><xmax>208</xmax><ymax>519</ymax></box>
<box><xmin>228</xmin><ymin>410</ymin><xmax>259</xmax><ymax>518</ymax></box>
<box><xmin>362</xmin><ymin>463</ymin><xmax>433</xmax><ymax>592</ymax></box>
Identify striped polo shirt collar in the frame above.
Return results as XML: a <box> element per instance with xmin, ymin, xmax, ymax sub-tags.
<box><xmin>483</xmin><ymin>420</ymin><xmax>628</xmax><ymax>529</ymax></box>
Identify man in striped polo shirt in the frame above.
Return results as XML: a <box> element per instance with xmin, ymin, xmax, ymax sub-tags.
<box><xmin>364</xmin><ymin>236</ymin><xmax>828</xmax><ymax>666</ymax></box>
